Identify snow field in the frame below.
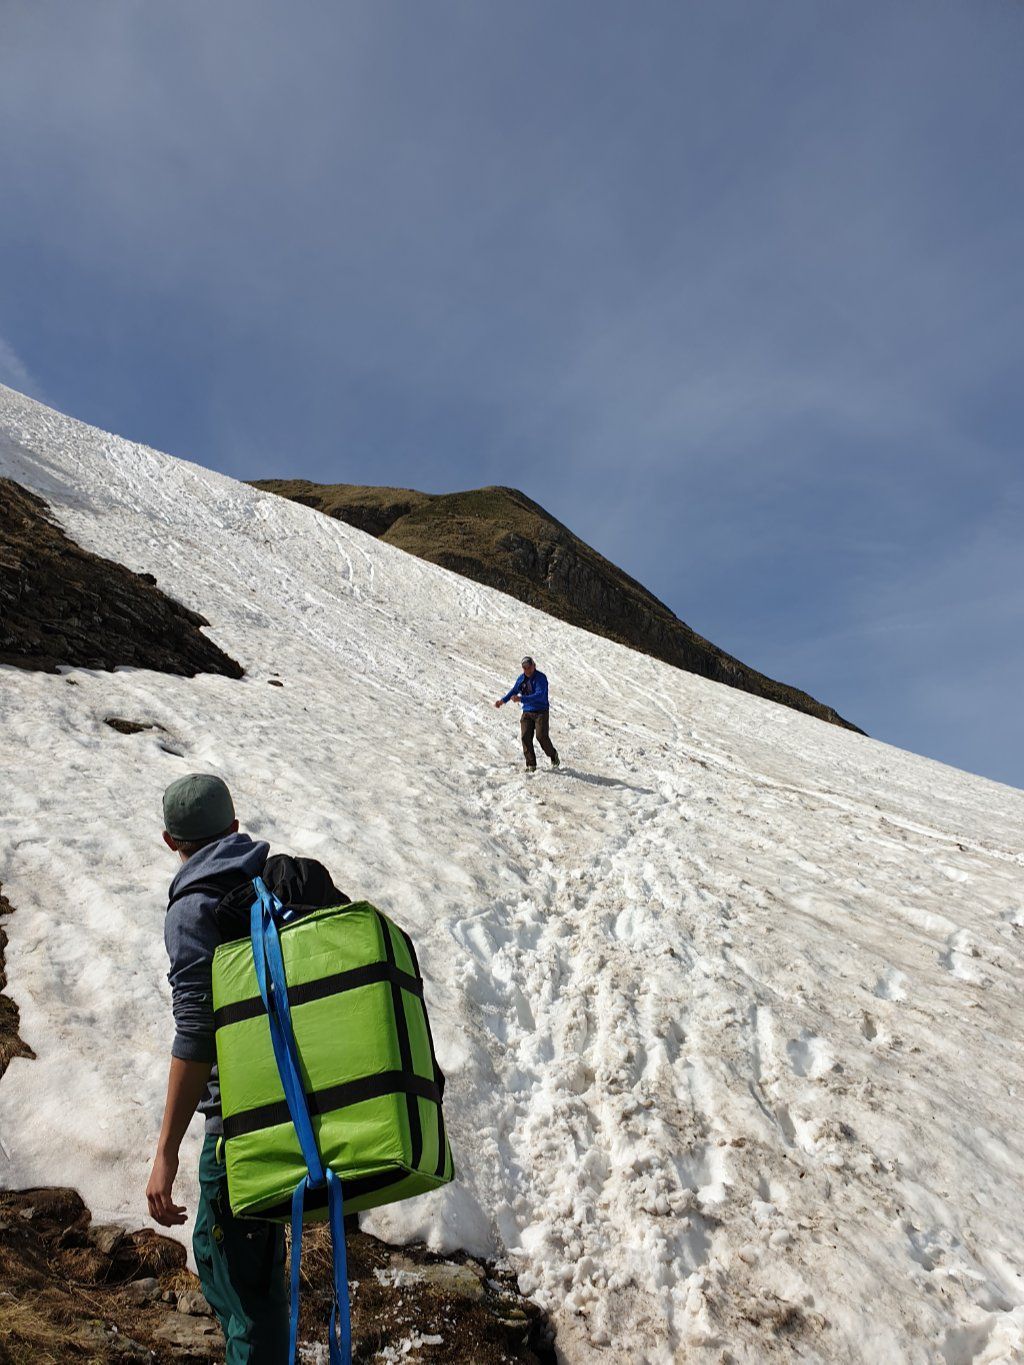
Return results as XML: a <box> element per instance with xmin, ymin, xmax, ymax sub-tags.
<box><xmin>1</xmin><ymin>384</ymin><xmax>1024</xmax><ymax>1362</ymax></box>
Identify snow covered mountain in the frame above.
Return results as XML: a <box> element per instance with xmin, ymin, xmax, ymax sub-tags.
<box><xmin>1</xmin><ymin>383</ymin><xmax>1022</xmax><ymax>1364</ymax></box>
<box><xmin>249</xmin><ymin>478</ymin><xmax>862</xmax><ymax>734</ymax></box>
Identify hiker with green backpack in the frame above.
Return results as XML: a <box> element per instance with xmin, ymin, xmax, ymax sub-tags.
<box><xmin>146</xmin><ymin>773</ymin><xmax>452</xmax><ymax>1364</ymax></box>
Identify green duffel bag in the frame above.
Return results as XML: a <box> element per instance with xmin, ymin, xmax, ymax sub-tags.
<box><xmin>212</xmin><ymin>892</ymin><xmax>454</xmax><ymax>1222</ymax></box>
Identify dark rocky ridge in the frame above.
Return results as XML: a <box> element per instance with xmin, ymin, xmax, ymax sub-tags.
<box><xmin>253</xmin><ymin>480</ymin><xmax>862</xmax><ymax>732</ymax></box>
<box><xmin>0</xmin><ymin>479</ymin><xmax>243</xmax><ymax>679</ymax></box>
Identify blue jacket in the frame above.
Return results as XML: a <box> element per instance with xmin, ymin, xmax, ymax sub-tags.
<box><xmin>502</xmin><ymin>670</ymin><xmax>550</xmax><ymax>713</ymax></box>
<box><xmin>164</xmin><ymin>832</ymin><xmax>269</xmax><ymax>1132</ymax></box>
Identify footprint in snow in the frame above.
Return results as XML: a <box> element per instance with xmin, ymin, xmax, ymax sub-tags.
<box><xmin>939</xmin><ymin>929</ymin><xmax>991</xmax><ymax>985</ymax></box>
<box><xmin>872</xmin><ymin>968</ymin><xmax>909</xmax><ymax>1002</ymax></box>
<box><xmin>452</xmin><ymin>913</ymin><xmax>517</xmax><ymax>962</ymax></box>
<box><xmin>860</xmin><ymin>1012</ymin><xmax>879</xmax><ymax>1042</ymax></box>
<box><xmin>785</xmin><ymin>1032</ymin><xmax>836</xmax><ymax>1079</ymax></box>
<box><xmin>933</xmin><ymin>862</ymin><xmax>969</xmax><ymax>883</ymax></box>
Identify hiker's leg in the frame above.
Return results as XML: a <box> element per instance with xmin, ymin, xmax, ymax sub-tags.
<box><xmin>535</xmin><ymin>710</ymin><xmax>559</xmax><ymax>764</ymax></box>
<box><xmin>520</xmin><ymin>712</ymin><xmax>537</xmax><ymax>768</ymax></box>
<box><xmin>193</xmin><ymin>1135</ymin><xmax>288</xmax><ymax>1365</ymax></box>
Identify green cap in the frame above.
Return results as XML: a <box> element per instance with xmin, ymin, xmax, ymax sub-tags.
<box><xmin>162</xmin><ymin>773</ymin><xmax>235</xmax><ymax>841</ymax></box>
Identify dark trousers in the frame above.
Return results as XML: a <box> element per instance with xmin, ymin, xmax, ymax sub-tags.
<box><xmin>193</xmin><ymin>1135</ymin><xmax>289</xmax><ymax>1364</ymax></box>
<box><xmin>521</xmin><ymin>709</ymin><xmax>559</xmax><ymax>768</ymax></box>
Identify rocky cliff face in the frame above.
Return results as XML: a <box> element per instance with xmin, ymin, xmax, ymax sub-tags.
<box><xmin>0</xmin><ymin>479</ymin><xmax>243</xmax><ymax>679</ymax></box>
<box><xmin>252</xmin><ymin>480</ymin><xmax>862</xmax><ymax>733</ymax></box>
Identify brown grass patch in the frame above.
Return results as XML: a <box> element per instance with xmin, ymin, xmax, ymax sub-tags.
<box><xmin>0</xmin><ymin>1290</ymin><xmax>87</xmax><ymax>1362</ymax></box>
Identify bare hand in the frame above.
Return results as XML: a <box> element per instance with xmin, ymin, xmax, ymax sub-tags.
<box><xmin>147</xmin><ymin>1151</ymin><xmax>187</xmax><ymax>1227</ymax></box>
<box><xmin>494</xmin><ymin>700</ymin><xmax>504</xmax><ymax>708</ymax></box>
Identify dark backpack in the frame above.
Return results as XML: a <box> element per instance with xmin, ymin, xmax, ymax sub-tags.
<box><xmin>167</xmin><ymin>852</ymin><xmax>349</xmax><ymax>940</ymax></box>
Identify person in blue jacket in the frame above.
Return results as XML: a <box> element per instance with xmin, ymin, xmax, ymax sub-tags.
<box><xmin>494</xmin><ymin>655</ymin><xmax>560</xmax><ymax>771</ymax></box>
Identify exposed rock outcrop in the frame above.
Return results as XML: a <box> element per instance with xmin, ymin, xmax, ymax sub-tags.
<box><xmin>0</xmin><ymin>883</ymin><xmax>34</xmax><ymax>1082</ymax></box>
<box><xmin>0</xmin><ymin>479</ymin><xmax>243</xmax><ymax>679</ymax></box>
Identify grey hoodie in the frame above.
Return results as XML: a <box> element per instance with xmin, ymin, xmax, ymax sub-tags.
<box><xmin>164</xmin><ymin>831</ymin><xmax>270</xmax><ymax>1133</ymax></box>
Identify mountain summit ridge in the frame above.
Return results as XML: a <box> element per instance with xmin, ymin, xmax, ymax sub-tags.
<box><xmin>252</xmin><ymin>478</ymin><xmax>862</xmax><ymax>733</ymax></box>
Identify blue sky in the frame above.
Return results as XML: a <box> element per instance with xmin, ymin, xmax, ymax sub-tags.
<box><xmin>2</xmin><ymin>1</ymin><xmax>1022</xmax><ymax>788</ymax></box>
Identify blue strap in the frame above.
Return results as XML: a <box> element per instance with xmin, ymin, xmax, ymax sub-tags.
<box><xmin>289</xmin><ymin>1177</ymin><xmax>308</xmax><ymax>1364</ymax></box>
<box><xmin>248</xmin><ymin>878</ymin><xmax>351</xmax><ymax>1365</ymax></box>
<box><xmin>250</xmin><ymin>880</ymin><xmax>324</xmax><ymax>1184</ymax></box>
<box><xmin>327</xmin><ymin>1170</ymin><xmax>352</xmax><ymax>1364</ymax></box>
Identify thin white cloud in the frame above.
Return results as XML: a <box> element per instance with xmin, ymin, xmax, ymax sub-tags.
<box><xmin>0</xmin><ymin>337</ymin><xmax>41</xmax><ymax>399</ymax></box>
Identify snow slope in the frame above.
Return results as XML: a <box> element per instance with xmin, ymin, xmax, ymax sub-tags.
<box><xmin>1</xmin><ymin>383</ymin><xmax>1023</xmax><ymax>1364</ymax></box>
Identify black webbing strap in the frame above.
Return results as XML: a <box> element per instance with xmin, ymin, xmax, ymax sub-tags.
<box><xmin>395</xmin><ymin>926</ymin><xmax>450</xmax><ymax>1180</ymax></box>
<box><xmin>166</xmin><ymin>872</ymin><xmax>244</xmax><ymax>910</ymax></box>
<box><xmin>433</xmin><ymin>1106</ymin><xmax>450</xmax><ymax>1181</ymax></box>
<box><xmin>223</xmin><ymin>1069</ymin><xmax>442</xmax><ymax>1140</ymax></box>
<box><xmin>214</xmin><ymin>960</ymin><xmax>423</xmax><ymax>1031</ymax></box>
<box><xmin>378</xmin><ymin>912</ymin><xmax>423</xmax><ymax>1170</ymax></box>
<box><xmin>255</xmin><ymin>1164</ymin><xmax>413</xmax><ymax>1221</ymax></box>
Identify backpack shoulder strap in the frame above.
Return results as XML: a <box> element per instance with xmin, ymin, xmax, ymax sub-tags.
<box><xmin>166</xmin><ymin>869</ymin><xmax>249</xmax><ymax>912</ymax></box>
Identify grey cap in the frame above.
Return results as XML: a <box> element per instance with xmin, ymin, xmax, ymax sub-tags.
<box><xmin>162</xmin><ymin>773</ymin><xmax>235</xmax><ymax>840</ymax></box>
<box><xmin>521</xmin><ymin>656</ymin><xmax>535</xmax><ymax>667</ymax></box>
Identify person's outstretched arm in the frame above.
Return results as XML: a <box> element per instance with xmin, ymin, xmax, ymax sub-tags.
<box><xmin>495</xmin><ymin>673</ymin><xmax>525</xmax><ymax>707</ymax></box>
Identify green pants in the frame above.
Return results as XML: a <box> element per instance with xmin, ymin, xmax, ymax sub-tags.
<box><xmin>194</xmin><ymin>1134</ymin><xmax>289</xmax><ymax>1364</ymax></box>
